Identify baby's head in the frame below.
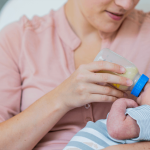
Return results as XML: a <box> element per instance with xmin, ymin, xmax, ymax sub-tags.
<box><xmin>136</xmin><ymin>82</ymin><xmax>150</xmax><ymax>106</ymax></box>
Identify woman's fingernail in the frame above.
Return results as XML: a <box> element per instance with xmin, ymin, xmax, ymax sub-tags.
<box><xmin>127</xmin><ymin>79</ymin><xmax>133</xmax><ymax>86</ymax></box>
<box><xmin>120</xmin><ymin>67</ymin><xmax>126</xmax><ymax>73</ymax></box>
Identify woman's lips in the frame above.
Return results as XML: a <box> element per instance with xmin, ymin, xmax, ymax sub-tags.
<box><xmin>105</xmin><ymin>11</ymin><xmax>124</xmax><ymax>21</ymax></box>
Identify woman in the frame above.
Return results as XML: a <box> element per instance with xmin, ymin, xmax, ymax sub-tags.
<box><xmin>0</xmin><ymin>0</ymin><xmax>150</xmax><ymax>149</ymax></box>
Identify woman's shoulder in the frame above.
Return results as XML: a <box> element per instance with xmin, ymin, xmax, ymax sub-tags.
<box><xmin>18</xmin><ymin>10</ymin><xmax>56</xmax><ymax>33</ymax></box>
<box><xmin>0</xmin><ymin>10</ymin><xmax>57</xmax><ymax>65</ymax></box>
<box><xmin>0</xmin><ymin>9</ymin><xmax>56</xmax><ymax>38</ymax></box>
<box><xmin>0</xmin><ymin>20</ymin><xmax>24</xmax><ymax>65</ymax></box>
<box><xmin>127</xmin><ymin>9</ymin><xmax>150</xmax><ymax>26</ymax></box>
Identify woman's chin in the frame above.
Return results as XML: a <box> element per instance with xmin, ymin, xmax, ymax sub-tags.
<box><xmin>98</xmin><ymin>26</ymin><xmax>120</xmax><ymax>34</ymax></box>
<box><xmin>93</xmin><ymin>21</ymin><xmax>122</xmax><ymax>33</ymax></box>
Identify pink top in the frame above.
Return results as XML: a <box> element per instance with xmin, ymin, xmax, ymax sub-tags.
<box><xmin>0</xmin><ymin>6</ymin><xmax>150</xmax><ymax>150</ymax></box>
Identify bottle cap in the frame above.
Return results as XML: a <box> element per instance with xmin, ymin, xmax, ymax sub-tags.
<box><xmin>131</xmin><ymin>74</ymin><xmax>149</xmax><ymax>97</ymax></box>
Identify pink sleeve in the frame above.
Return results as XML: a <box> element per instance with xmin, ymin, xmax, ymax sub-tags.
<box><xmin>0</xmin><ymin>22</ymin><xmax>22</xmax><ymax>122</ymax></box>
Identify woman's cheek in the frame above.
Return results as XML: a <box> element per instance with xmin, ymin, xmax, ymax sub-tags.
<box><xmin>80</xmin><ymin>0</ymin><xmax>111</xmax><ymax>10</ymax></box>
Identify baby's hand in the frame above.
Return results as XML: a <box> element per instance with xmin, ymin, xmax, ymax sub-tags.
<box><xmin>137</xmin><ymin>82</ymin><xmax>150</xmax><ymax>105</ymax></box>
<box><xmin>107</xmin><ymin>98</ymin><xmax>140</xmax><ymax>140</ymax></box>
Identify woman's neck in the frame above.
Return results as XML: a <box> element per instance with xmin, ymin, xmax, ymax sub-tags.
<box><xmin>65</xmin><ymin>0</ymin><xmax>99</xmax><ymax>40</ymax></box>
<box><xmin>65</xmin><ymin>0</ymin><xmax>114</xmax><ymax>41</ymax></box>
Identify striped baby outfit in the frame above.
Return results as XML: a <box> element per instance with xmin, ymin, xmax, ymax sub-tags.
<box><xmin>63</xmin><ymin>105</ymin><xmax>150</xmax><ymax>150</ymax></box>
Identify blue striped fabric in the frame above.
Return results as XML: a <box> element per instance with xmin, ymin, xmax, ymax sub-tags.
<box><xmin>125</xmin><ymin>105</ymin><xmax>150</xmax><ymax>141</ymax></box>
<box><xmin>63</xmin><ymin>105</ymin><xmax>150</xmax><ymax>150</ymax></box>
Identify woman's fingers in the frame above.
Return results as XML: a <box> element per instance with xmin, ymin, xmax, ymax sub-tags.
<box><xmin>57</xmin><ymin>61</ymin><xmax>132</xmax><ymax>110</ymax></box>
<box><xmin>85</xmin><ymin>72</ymin><xmax>133</xmax><ymax>86</ymax></box>
<box><xmin>88</xmin><ymin>94</ymin><xmax>117</xmax><ymax>103</ymax></box>
<box><xmin>82</xmin><ymin>61</ymin><xmax>125</xmax><ymax>74</ymax></box>
<box><xmin>88</xmin><ymin>84</ymin><xmax>124</xmax><ymax>98</ymax></box>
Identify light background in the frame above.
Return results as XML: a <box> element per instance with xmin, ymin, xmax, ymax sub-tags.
<box><xmin>0</xmin><ymin>0</ymin><xmax>150</xmax><ymax>12</ymax></box>
<box><xmin>0</xmin><ymin>0</ymin><xmax>7</xmax><ymax>11</ymax></box>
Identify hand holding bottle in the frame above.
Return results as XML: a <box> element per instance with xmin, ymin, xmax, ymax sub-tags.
<box><xmin>94</xmin><ymin>49</ymin><xmax>149</xmax><ymax>97</ymax></box>
<box><xmin>50</xmin><ymin>61</ymin><xmax>132</xmax><ymax>111</ymax></box>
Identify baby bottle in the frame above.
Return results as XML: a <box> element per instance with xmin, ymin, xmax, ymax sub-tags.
<box><xmin>94</xmin><ymin>48</ymin><xmax>149</xmax><ymax>97</ymax></box>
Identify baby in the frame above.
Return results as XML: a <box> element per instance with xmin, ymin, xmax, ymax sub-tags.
<box><xmin>63</xmin><ymin>83</ymin><xmax>150</xmax><ymax>150</ymax></box>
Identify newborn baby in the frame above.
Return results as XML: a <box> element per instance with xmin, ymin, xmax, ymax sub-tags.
<box><xmin>63</xmin><ymin>83</ymin><xmax>150</xmax><ymax>150</ymax></box>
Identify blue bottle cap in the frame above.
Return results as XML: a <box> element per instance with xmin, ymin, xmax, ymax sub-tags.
<box><xmin>131</xmin><ymin>74</ymin><xmax>149</xmax><ymax>97</ymax></box>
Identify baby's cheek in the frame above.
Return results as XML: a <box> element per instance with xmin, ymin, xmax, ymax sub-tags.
<box><xmin>141</xmin><ymin>88</ymin><xmax>150</xmax><ymax>105</ymax></box>
<box><xmin>145</xmin><ymin>88</ymin><xmax>150</xmax><ymax>97</ymax></box>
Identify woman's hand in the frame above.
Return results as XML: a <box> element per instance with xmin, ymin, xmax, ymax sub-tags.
<box><xmin>50</xmin><ymin>61</ymin><xmax>133</xmax><ymax>111</ymax></box>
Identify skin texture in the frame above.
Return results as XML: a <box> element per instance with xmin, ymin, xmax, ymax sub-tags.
<box><xmin>137</xmin><ymin>83</ymin><xmax>150</xmax><ymax>106</ymax></box>
<box><xmin>106</xmin><ymin>83</ymin><xmax>150</xmax><ymax>149</ymax></box>
<box><xmin>103</xmin><ymin>142</ymin><xmax>150</xmax><ymax>150</ymax></box>
<box><xmin>66</xmin><ymin>0</ymin><xmax>139</xmax><ymax>39</ymax></box>
<box><xmin>0</xmin><ymin>0</ymin><xmax>146</xmax><ymax>150</ymax></box>
<box><xmin>107</xmin><ymin>98</ymin><xmax>140</xmax><ymax>140</ymax></box>
<box><xmin>74</xmin><ymin>0</ymin><xmax>139</xmax><ymax>34</ymax></box>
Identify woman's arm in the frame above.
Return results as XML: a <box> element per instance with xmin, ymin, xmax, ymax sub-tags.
<box><xmin>103</xmin><ymin>142</ymin><xmax>150</xmax><ymax>150</ymax></box>
<box><xmin>0</xmin><ymin>92</ymin><xmax>68</xmax><ymax>150</ymax></box>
